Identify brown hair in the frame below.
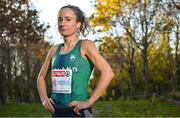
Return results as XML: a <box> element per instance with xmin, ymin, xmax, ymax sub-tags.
<box><xmin>60</xmin><ymin>5</ymin><xmax>89</xmax><ymax>37</ymax></box>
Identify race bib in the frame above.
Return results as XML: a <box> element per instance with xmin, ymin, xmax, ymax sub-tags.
<box><xmin>51</xmin><ymin>69</ymin><xmax>72</xmax><ymax>93</ymax></box>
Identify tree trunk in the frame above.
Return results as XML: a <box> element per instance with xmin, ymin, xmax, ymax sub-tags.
<box><xmin>0</xmin><ymin>43</ymin><xmax>6</xmax><ymax>104</ymax></box>
<box><xmin>167</xmin><ymin>32</ymin><xmax>175</xmax><ymax>92</ymax></box>
<box><xmin>129</xmin><ymin>47</ymin><xmax>136</xmax><ymax>98</ymax></box>
<box><xmin>142</xmin><ymin>45</ymin><xmax>149</xmax><ymax>96</ymax></box>
<box><xmin>6</xmin><ymin>46</ymin><xmax>12</xmax><ymax>103</ymax></box>
<box><xmin>0</xmin><ymin>63</ymin><xmax>5</xmax><ymax>104</ymax></box>
<box><xmin>25</xmin><ymin>48</ymin><xmax>31</xmax><ymax>103</ymax></box>
<box><xmin>175</xmin><ymin>25</ymin><xmax>180</xmax><ymax>87</ymax></box>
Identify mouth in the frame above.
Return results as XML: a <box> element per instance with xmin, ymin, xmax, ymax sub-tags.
<box><xmin>59</xmin><ymin>28</ymin><xmax>67</xmax><ymax>31</ymax></box>
<box><xmin>58</xmin><ymin>26</ymin><xmax>67</xmax><ymax>31</ymax></box>
<box><xmin>59</xmin><ymin>29</ymin><xmax>66</xmax><ymax>33</ymax></box>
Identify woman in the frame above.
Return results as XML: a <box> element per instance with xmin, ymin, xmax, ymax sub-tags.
<box><xmin>37</xmin><ymin>5</ymin><xmax>114</xmax><ymax>117</ymax></box>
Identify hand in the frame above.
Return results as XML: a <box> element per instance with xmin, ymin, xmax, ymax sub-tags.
<box><xmin>69</xmin><ymin>100</ymin><xmax>92</xmax><ymax>116</ymax></box>
<box><xmin>42</xmin><ymin>98</ymin><xmax>55</xmax><ymax>113</ymax></box>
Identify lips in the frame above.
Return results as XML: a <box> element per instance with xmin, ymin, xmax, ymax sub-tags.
<box><xmin>59</xmin><ymin>29</ymin><xmax>67</xmax><ymax>32</ymax></box>
<box><xmin>59</xmin><ymin>28</ymin><xmax>67</xmax><ymax>31</ymax></box>
<box><xmin>58</xmin><ymin>26</ymin><xmax>67</xmax><ymax>30</ymax></box>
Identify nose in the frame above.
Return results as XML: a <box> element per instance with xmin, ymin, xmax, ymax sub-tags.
<box><xmin>58</xmin><ymin>19</ymin><xmax>65</xmax><ymax>27</ymax></box>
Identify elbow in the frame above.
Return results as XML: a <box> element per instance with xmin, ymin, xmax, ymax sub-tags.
<box><xmin>37</xmin><ymin>74</ymin><xmax>45</xmax><ymax>84</ymax></box>
<box><xmin>100</xmin><ymin>66</ymin><xmax>114</xmax><ymax>80</ymax></box>
<box><xmin>37</xmin><ymin>75</ymin><xmax>45</xmax><ymax>90</ymax></box>
<box><xmin>37</xmin><ymin>75</ymin><xmax>41</xmax><ymax>82</ymax></box>
<box><xmin>37</xmin><ymin>76</ymin><xmax>41</xmax><ymax>86</ymax></box>
<box><xmin>104</xmin><ymin>69</ymin><xmax>114</xmax><ymax>80</ymax></box>
<box><xmin>110</xmin><ymin>70</ymin><xmax>114</xmax><ymax>80</ymax></box>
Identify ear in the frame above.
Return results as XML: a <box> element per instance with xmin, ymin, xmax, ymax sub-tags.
<box><xmin>76</xmin><ymin>22</ymin><xmax>81</xmax><ymax>29</ymax></box>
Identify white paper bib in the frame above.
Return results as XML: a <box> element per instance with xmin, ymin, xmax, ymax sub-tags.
<box><xmin>51</xmin><ymin>69</ymin><xmax>72</xmax><ymax>93</ymax></box>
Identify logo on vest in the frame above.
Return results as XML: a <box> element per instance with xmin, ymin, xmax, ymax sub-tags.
<box><xmin>66</xmin><ymin>67</ymin><xmax>78</xmax><ymax>72</ymax></box>
<box><xmin>70</xmin><ymin>55</ymin><xmax>76</xmax><ymax>61</ymax></box>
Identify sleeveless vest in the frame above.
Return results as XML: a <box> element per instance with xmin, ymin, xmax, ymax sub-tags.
<box><xmin>51</xmin><ymin>40</ymin><xmax>94</xmax><ymax>108</ymax></box>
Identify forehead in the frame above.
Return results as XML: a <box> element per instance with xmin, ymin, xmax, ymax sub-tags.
<box><xmin>58</xmin><ymin>8</ymin><xmax>76</xmax><ymax>18</ymax></box>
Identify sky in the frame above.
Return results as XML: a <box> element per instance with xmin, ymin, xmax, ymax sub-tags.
<box><xmin>30</xmin><ymin>0</ymin><xmax>95</xmax><ymax>44</ymax></box>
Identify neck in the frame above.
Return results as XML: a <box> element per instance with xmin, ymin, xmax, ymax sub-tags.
<box><xmin>63</xmin><ymin>35</ymin><xmax>79</xmax><ymax>49</ymax></box>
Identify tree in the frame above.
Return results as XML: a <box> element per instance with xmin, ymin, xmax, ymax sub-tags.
<box><xmin>0</xmin><ymin>0</ymin><xmax>50</xmax><ymax>104</ymax></box>
<box><xmin>91</xmin><ymin>0</ymin><xmax>178</xmax><ymax>96</ymax></box>
<box><xmin>90</xmin><ymin>0</ymin><xmax>140</xmax><ymax>100</ymax></box>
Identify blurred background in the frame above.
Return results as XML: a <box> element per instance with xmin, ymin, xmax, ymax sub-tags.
<box><xmin>0</xmin><ymin>0</ymin><xmax>179</xmax><ymax>117</ymax></box>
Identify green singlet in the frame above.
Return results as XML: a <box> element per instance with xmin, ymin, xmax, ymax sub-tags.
<box><xmin>51</xmin><ymin>40</ymin><xmax>94</xmax><ymax>108</ymax></box>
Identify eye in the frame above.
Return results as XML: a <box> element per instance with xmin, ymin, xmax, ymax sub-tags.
<box><xmin>58</xmin><ymin>17</ymin><xmax>63</xmax><ymax>22</ymax></box>
<box><xmin>66</xmin><ymin>18</ymin><xmax>71</xmax><ymax>22</ymax></box>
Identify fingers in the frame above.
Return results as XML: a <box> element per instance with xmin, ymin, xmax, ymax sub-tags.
<box><xmin>69</xmin><ymin>101</ymin><xmax>78</xmax><ymax>107</ymax></box>
<box><xmin>42</xmin><ymin>100</ymin><xmax>48</xmax><ymax>109</ymax></box>
<box><xmin>69</xmin><ymin>100</ymin><xmax>92</xmax><ymax>116</ymax></box>
<box><xmin>42</xmin><ymin>98</ymin><xmax>55</xmax><ymax>113</ymax></box>
<box><xmin>69</xmin><ymin>101</ymin><xmax>81</xmax><ymax>115</ymax></box>
<box><xmin>73</xmin><ymin>106</ymin><xmax>81</xmax><ymax>116</ymax></box>
<box><xmin>49</xmin><ymin>98</ymin><xmax>55</xmax><ymax>105</ymax></box>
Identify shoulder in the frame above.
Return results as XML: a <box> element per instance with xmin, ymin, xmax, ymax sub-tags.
<box><xmin>48</xmin><ymin>44</ymin><xmax>59</xmax><ymax>57</ymax></box>
<box><xmin>49</xmin><ymin>44</ymin><xmax>59</xmax><ymax>52</ymax></box>
<box><xmin>81</xmin><ymin>39</ymin><xmax>94</xmax><ymax>45</ymax></box>
<box><xmin>51</xmin><ymin>44</ymin><xmax>59</xmax><ymax>49</ymax></box>
<box><xmin>81</xmin><ymin>39</ymin><xmax>99</xmax><ymax>56</ymax></box>
<box><xmin>81</xmin><ymin>39</ymin><xmax>97</xmax><ymax>50</ymax></box>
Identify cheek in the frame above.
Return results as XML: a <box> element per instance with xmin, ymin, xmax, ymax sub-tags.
<box><xmin>68</xmin><ymin>26</ymin><xmax>78</xmax><ymax>33</ymax></box>
<box><xmin>68</xmin><ymin>22</ymin><xmax>78</xmax><ymax>28</ymax></box>
<box><xmin>69</xmin><ymin>23</ymin><xmax>76</xmax><ymax>28</ymax></box>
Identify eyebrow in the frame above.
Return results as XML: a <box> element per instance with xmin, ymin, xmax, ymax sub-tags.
<box><xmin>58</xmin><ymin>16</ymin><xmax>73</xmax><ymax>19</ymax></box>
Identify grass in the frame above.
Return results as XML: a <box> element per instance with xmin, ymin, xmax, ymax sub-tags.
<box><xmin>0</xmin><ymin>103</ymin><xmax>50</xmax><ymax>117</ymax></box>
<box><xmin>0</xmin><ymin>99</ymin><xmax>180</xmax><ymax>117</ymax></box>
<box><xmin>94</xmin><ymin>99</ymin><xmax>180</xmax><ymax>117</ymax></box>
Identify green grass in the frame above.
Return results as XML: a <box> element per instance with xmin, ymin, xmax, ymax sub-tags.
<box><xmin>94</xmin><ymin>99</ymin><xmax>180</xmax><ymax>117</ymax></box>
<box><xmin>0</xmin><ymin>99</ymin><xmax>180</xmax><ymax>117</ymax></box>
<box><xmin>0</xmin><ymin>103</ymin><xmax>51</xmax><ymax>117</ymax></box>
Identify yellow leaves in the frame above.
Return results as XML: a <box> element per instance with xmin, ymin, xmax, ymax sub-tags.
<box><xmin>158</xmin><ymin>32</ymin><xmax>169</xmax><ymax>50</ymax></box>
<box><xmin>148</xmin><ymin>32</ymin><xmax>169</xmax><ymax>62</ymax></box>
<box><xmin>154</xmin><ymin>9</ymin><xmax>177</xmax><ymax>31</ymax></box>
<box><xmin>142</xmin><ymin>0</ymin><xmax>149</xmax><ymax>5</ymax></box>
<box><xmin>127</xmin><ymin>27</ymin><xmax>133</xmax><ymax>33</ymax></box>
<box><xmin>91</xmin><ymin>0</ymin><xmax>138</xmax><ymax>31</ymax></box>
<box><xmin>162</xmin><ymin>16</ymin><xmax>177</xmax><ymax>31</ymax></box>
<box><xmin>36</xmin><ymin>48</ymin><xmax>48</xmax><ymax>61</ymax></box>
<box><xmin>100</xmin><ymin>37</ymin><xmax>118</xmax><ymax>56</ymax></box>
<box><xmin>148</xmin><ymin>31</ymin><xmax>172</xmax><ymax>82</ymax></box>
<box><xmin>30</xmin><ymin>42</ymin><xmax>50</xmax><ymax>61</ymax></box>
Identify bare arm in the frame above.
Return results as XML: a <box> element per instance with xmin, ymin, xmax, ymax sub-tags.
<box><xmin>84</xmin><ymin>40</ymin><xmax>114</xmax><ymax>104</ymax></box>
<box><xmin>69</xmin><ymin>40</ymin><xmax>114</xmax><ymax>115</ymax></box>
<box><xmin>37</xmin><ymin>45</ymin><xmax>57</xmax><ymax>113</ymax></box>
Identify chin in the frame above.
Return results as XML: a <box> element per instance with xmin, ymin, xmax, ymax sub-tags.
<box><xmin>60</xmin><ymin>32</ymin><xmax>76</xmax><ymax>38</ymax></box>
<box><xmin>60</xmin><ymin>32</ymin><xmax>67</xmax><ymax>36</ymax></box>
<box><xmin>61</xmin><ymin>34</ymin><xmax>71</xmax><ymax>38</ymax></box>
<box><xmin>61</xmin><ymin>33</ymin><xmax>68</xmax><ymax>37</ymax></box>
